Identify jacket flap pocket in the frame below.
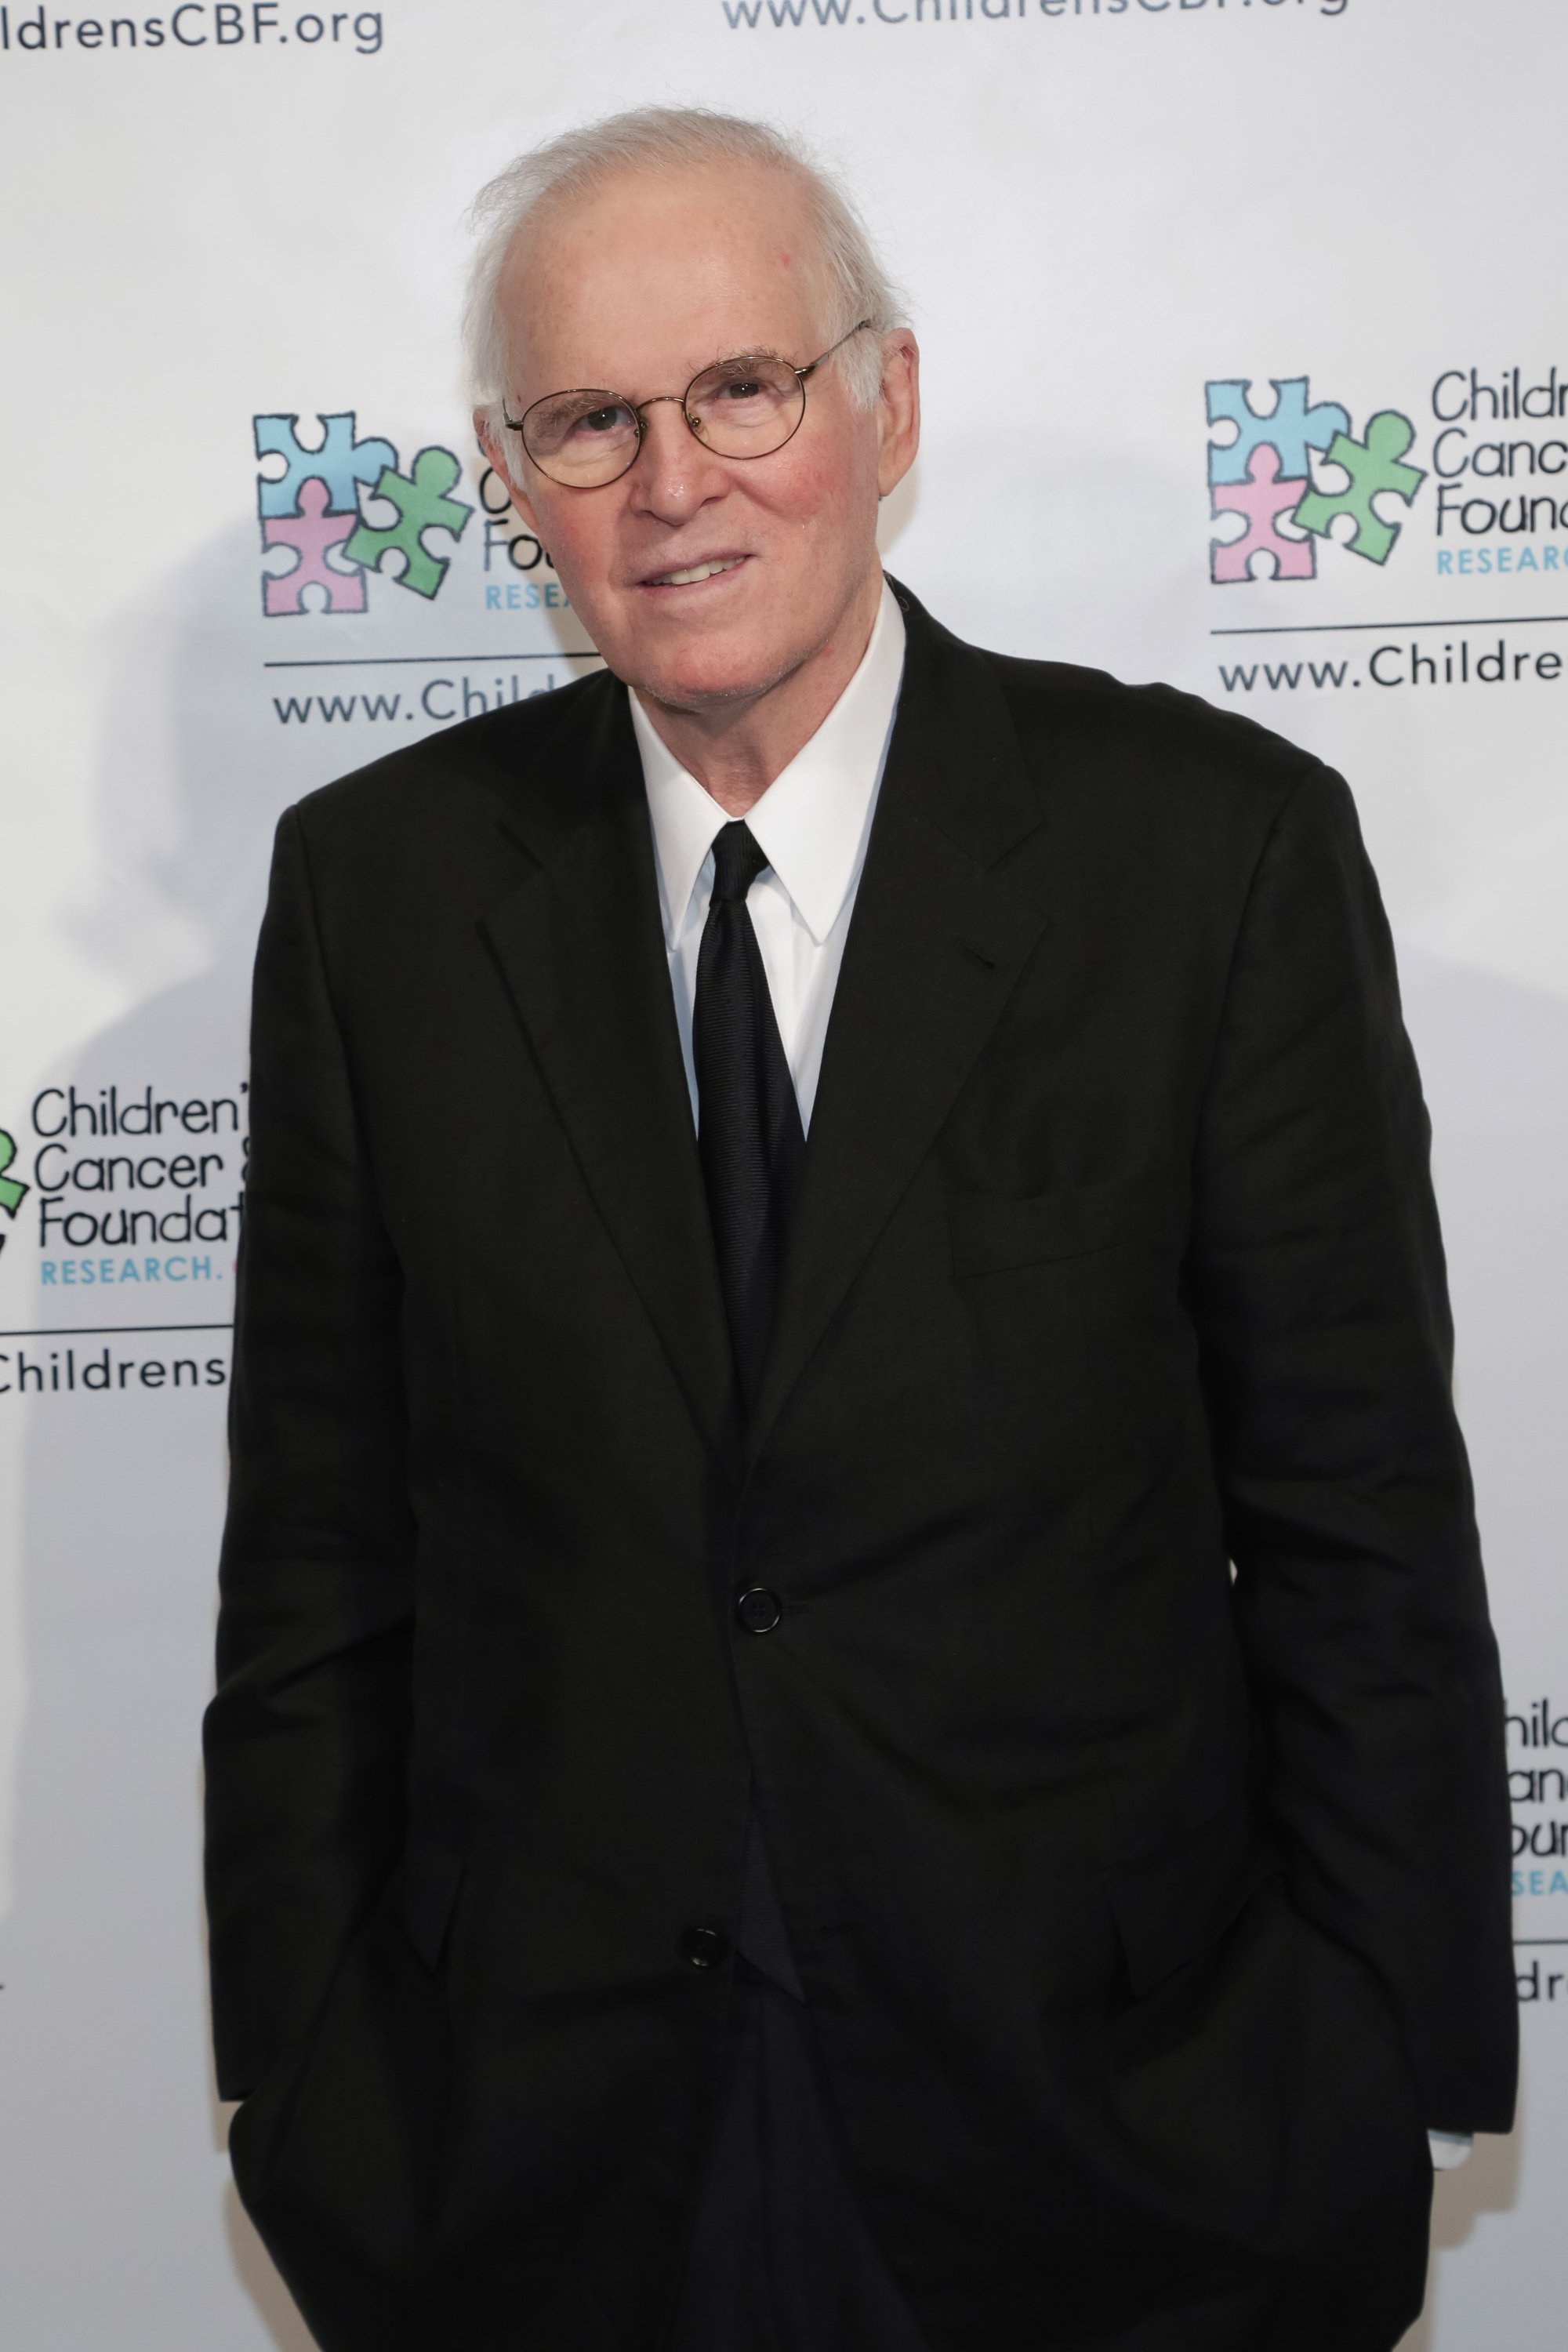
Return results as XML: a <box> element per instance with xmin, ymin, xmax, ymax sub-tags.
<box><xmin>950</xmin><ymin>1169</ymin><xmax>1173</xmax><ymax>1279</ymax></box>
<box><xmin>397</xmin><ymin>1838</ymin><xmax>465</xmax><ymax>1971</ymax></box>
<box><xmin>1107</xmin><ymin>1808</ymin><xmax>1277</xmax><ymax>1997</ymax></box>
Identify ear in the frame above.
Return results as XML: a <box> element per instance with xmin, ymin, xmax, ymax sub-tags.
<box><xmin>474</xmin><ymin>411</ymin><xmax>543</xmax><ymax>536</ymax></box>
<box><xmin>874</xmin><ymin>332</ymin><xmax>920</xmax><ymax>501</ymax></box>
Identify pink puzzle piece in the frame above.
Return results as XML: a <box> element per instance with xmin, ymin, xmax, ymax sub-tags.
<box><xmin>1210</xmin><ymin>445</ymin><xmax>1315</xmax><ymax>584</ymax></box>
<box><xmin>263</xmin><ymin>476</ymin><xmax>368</xmax><ymax>614</ymax></box>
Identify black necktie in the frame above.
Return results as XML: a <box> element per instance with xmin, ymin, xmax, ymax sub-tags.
<box><xmin>693</xmin><ymin>822</ymin><xmax>807</xmax><ymax>1407</ymax></box>
<box><xmin>694</xmin><ymin>822</ymin><xmax>810</xmax><ymax>1999</ymax></box>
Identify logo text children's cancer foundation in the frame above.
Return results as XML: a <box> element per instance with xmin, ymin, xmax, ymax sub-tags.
<box><xmin>22</xmin><ymin>1083</ymin><xmax>244</xmax><ymax>1265</ymax></box>
<box><xmin>1207</xmin><ymin>366</ymin><xmax>1568</xmax><ymax>586</ymax></box>
<box><xmin>1432</xmin><ymin>366</ymin><xmax>1568</xmax><ymax>565</ymax></box>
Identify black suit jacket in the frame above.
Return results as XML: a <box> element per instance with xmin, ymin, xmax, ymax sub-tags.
<box><xmin>205</xmin><ymin>584</ymin><xmax>1516</xmax><ymax>2352</ymax></box>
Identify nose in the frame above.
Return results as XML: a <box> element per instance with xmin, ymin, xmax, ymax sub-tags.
<box><xmin>627</xmin><ymin>397</ymin><xmax>731</xmax><ymax>526</ymax></box>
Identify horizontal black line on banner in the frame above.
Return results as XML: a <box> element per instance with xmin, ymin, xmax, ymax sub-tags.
<box><xmin>1211</xmin><ymin>614</ymin><xmax>1568</xmax><ymax>640</ymax></box>
<box><xmin>0</xmin><ymin>1323</ymin><xmax>234</xmax><ymax>1339</ymax></box>
<box><xmin>1513</xmin><ymin>1940</ymin><xmax>1568</xmax><ymax>1947</ymax></box>
<box><xmin>263</xmin><ymin>651</ymin><xmax>603</xmax><ymax>671</ymax></box>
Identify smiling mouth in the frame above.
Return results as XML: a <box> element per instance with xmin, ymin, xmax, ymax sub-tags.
<box><xmin>643</xmin><ymin>556</ymin><xmax>748</xmax><ymax>588</ymax></box>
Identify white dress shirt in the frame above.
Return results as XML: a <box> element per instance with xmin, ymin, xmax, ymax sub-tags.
<box><xmin>629</xmin><ymin>573</ymin><xmax>1468</xmax><ymax>2176</ymax></box>
<box><xmin>631</xmin><ymin>576</ymin><xmax>906</xmax><ymax>1131</ymax></box>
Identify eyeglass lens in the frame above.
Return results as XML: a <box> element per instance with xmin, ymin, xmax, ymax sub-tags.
<box><xmin>521</xmin><ymin>356</ymin><xmax>808</xmax><ymax>488</ymax></box>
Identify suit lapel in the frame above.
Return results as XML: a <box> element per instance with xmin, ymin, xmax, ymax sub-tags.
<box><xmin>478</xmin><ymin>681</ymin><xmax>736</xmax><ymax>1457</ymax></box>
<box><xmin>474</xmin><ymin>592</ymin><xmax>1051</xmax><ymax>1469</ymax></box>
<box><xmin>747</xmin><ymin>590</ymin><xmax>1051</xmax><ymax>1463</ymax></box>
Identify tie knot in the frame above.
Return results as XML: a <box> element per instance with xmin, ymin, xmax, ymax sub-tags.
<box><xmin>710</xmin><ymin>821</ymin><xmax>769</xmax><ymax>906</ymax></box>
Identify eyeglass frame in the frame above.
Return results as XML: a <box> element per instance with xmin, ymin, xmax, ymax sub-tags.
<box><xmin>500</xmin><ymin>319</ymin><xmax>877</xmax><ymax>490</ymax></box>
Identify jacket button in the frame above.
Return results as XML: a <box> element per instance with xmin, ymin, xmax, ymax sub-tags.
<box><xmin>679</xmin><ymin>1926</ymin><xmax>730</xmax><ymax>1970</ymax></box>
<box><xmin>736</xmin><ymin>1586</ymin><xmax>782</xmax><ymax>1634</ymax></box>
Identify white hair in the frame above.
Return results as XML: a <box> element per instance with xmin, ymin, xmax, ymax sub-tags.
<box><xmin>463</xmin><ymin>106</ymin><xmax>909</xmax><ymax>455</ymax></box>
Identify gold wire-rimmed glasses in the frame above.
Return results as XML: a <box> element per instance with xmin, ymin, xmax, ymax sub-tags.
<box><xmin>502</xmin><ymin>320</ymin><xmax>875</xmax><ymax>489</ymax></box>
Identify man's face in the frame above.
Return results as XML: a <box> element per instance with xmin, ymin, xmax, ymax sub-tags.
<box><xmin>478</xmin><ymin>161</ymin><xmax>918</xmax><ymax>713</ymax></box>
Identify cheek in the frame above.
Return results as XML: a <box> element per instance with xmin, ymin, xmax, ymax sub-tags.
<box><xmin>529</xmin><ymin>497</ymin><xmax>615</xmax><ymax>600</ymax></box>
<box><xmin>758</xmin><ymin>443</ymin><xmax>875</xmax><ymax>542</ymax></box>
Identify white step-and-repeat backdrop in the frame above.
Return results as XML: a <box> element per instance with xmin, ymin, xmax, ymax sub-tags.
<box><xmin>1</xmin><ymin>2</ymin><xmax>1563</xmax><ymax>2344</ymax></box>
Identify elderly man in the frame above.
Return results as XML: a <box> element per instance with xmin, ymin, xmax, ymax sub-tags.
<box><xmin>205</xmin><ymin>107</ymin><xmax>1515</xmax><ymax>2352</ymax></box>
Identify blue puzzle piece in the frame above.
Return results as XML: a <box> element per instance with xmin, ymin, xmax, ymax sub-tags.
<box><xmin>256</xmin><ymin>412</ymin><xmax>398</xmax><ymax>520</ymax></box>
<box><xmin>1207</xmin><ymin>379</ymin><xmax>1349</xmax><ymax>489</ymax></box>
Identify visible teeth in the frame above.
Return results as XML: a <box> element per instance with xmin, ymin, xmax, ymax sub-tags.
<box><xmin>654</xmin><ymin>558</ymin><xmax>739</xmax><ymax>586</ymax></box>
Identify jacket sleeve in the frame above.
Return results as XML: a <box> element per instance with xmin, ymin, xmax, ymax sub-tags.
<box><xmin>203</xmin><ymin>804</ymin><xmax>416</xmax><ymax>2102</ymax></box>
<box><xmin>1190</xmin><ymin>760</ymin><xmax>1517</xmax><ymax>2136</ymax></box>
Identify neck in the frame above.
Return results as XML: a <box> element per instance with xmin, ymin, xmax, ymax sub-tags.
<box><xmin>632</xmin><ymin>565</ymin><xmax>884</xmax><ymax>818</ymax></box>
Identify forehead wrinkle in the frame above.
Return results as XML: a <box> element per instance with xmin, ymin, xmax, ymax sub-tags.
<box><xmin>497</xmin><ymin>160</ymin><xmax>833</xmax><ymax>399</ymax></box>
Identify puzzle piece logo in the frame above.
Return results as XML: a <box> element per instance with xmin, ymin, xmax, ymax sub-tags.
<box><xmin>0</xmin><ymin>1125</ymin><xmax>28</xmax><ymax>1258</ymax></box>
<box><xmin>262</xmin><ymin>478</ymin><xmax>367</xmax><ymax>615</ymax></box>
<box><xmin>344</xmin><ymin>450</ymin><xmax>473</xmax><ymax>601</ymax></box>
<box><xmin>256</xmin><ymin>412</ymin><xmax>474</xmax><ymax>614</ymax></box>
<box><xmin>256</xmin><ymin>413</ymin><xmax>395</xmax><ymax>521</ymax></box>
<box><xmin>1293</xmin><ymin>413</ymin><xmax>1426</xmax><ymax>568</ymax></box>
<box><xmin>1207</xmin><ymin>379</ymin><xmax>1348</xmax><ymax>489</ymax></box>
<box><xmin>1207</xmin><ymin>378</ymin><xmax>1426</xmax><ymax>583</ymax></box>
<box><xmin>1210</xmin><ymin>445</ymin><xmax>1316</xmax><ymax>586</ymax></box>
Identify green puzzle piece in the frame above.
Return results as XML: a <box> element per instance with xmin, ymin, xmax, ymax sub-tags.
<box><xmin>0</xmin><ymin>1126</ymin><xmax>29</xmax><ymax>1218</ymax></box>
<box><xmin>344</xmin><ymin>447</ymin><xmax>474</xmax><ymax>599</ymax></box>
<box><xmin>1292</xmin><ymin>412</ymin><xmax>1426</xmax><ymax>567</ymax></box>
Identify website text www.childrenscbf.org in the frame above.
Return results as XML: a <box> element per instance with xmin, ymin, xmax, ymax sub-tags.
<box><xmin>0</xmin><ymin>1342</ymin><xmax>228</xmax><ymax>1397</ymax></box>
<box><xmin>0</xmin><ymin>5</ymin><xmax>382</xmax><ymax>52</ymax></box>
<box><xmin>1219</xmin><ymin>633</ymin><xmax>1564</xmax><ymax>697</ymax></box>
<box><xmin>271</xmin><ymin>669</ymin><xmax>588</xmax><ymax>727</ymax></box>
<box><xmin>721</xmin><ymin>0</ymin><xmax>1348</xmax><ymax>27</ymax></box>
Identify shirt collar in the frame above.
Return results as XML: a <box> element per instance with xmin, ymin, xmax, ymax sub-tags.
<box><xmin>632</xmin><ymin>576</ymin><xmax>906</xmax><ymax>950</ymax></box>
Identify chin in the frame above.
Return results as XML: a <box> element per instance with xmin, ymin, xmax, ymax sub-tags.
<box><xmin>626</xmin><ymin>633</ymin><xmax>802</xmax><ymax>714</ymax></box>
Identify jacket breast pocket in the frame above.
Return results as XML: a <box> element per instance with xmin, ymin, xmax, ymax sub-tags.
<box><xmin>1107</xmin><ymin>1806</ymin><xmax>1279</xmax><ymax>1997</ymax></box>
<box><xmin>949</xmin><ymin>1168</ymin><xmax>1175</xmax><ymax>1280</ymax></box>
